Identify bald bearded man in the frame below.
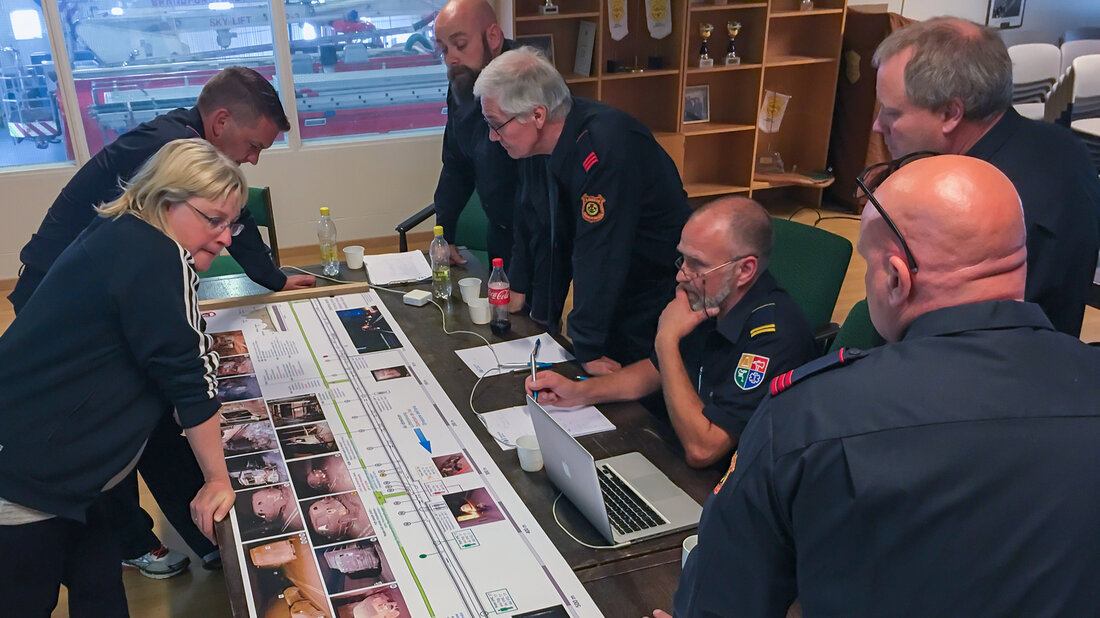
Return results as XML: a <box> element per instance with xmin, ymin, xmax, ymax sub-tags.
<box><xmin>669</xmin><ymin>155</ymin><xmax>1100</xmax><ymax>617</ymax></box>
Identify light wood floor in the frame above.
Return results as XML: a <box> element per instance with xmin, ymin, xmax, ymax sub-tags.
<box><xmin>1</xmin><ymin>208</ymin><xmax>1097</xmax><ymax>617</ymax></box>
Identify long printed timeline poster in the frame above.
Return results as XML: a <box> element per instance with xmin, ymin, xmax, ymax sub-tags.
<box><xmin>205</xmin><ymin>290</ymin><xmax>599</xmax><ymax>618</ymax></box>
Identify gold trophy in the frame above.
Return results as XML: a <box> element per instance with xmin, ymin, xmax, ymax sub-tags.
<box><xmin>698</xmin><ymin>23</ymin><xmax>715</xmax><ymax>68</ymax></box>
<box><xmin>539</xmin><ymin>0</ymin><xmax>559</xmax><ymax>15</ymax></box>
<box><xmin>725</xmin><ymin>21</ymin><xmax>741</xmax><ymax>66</ymax></box>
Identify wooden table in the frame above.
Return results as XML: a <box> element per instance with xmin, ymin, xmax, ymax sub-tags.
<box><xmin>200</xmin><ymin>257</ymin><xmax>722</xmax><ymax>617</ymax></box>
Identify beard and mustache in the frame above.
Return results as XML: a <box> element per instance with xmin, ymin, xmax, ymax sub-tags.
<box><xmin>683</xmin><ymin>278</ymin><xmax>732</xmax><ymax>312</ymax></box>
<box><xmin>448</xmin><ymin>33</ymin><xmax>495</xmax><ymax>102</ymax></box>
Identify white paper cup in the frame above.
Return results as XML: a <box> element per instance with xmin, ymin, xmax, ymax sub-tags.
<box><xmin>516</xmin><ymin>435</ymin><xmax>543</xmax><ymax>472</ymax></box>
<box><xmin>458</xmin><ymin>277</ymin><xmax>482</xmax><ymax>304</ymax></box>
<box><xmin>682</xmin><ymin>534</ymin><xmax>698</xmax><ymax>569</ymax></box>
<box><xmin>343</xmin><ymin>245</ymin><xmax>365</xmax><ymax>270</ymax></box>
<box><xmin>468</xmin><ymin>298</ymin><xmax>491</xmax><ymax>325</ymax></box>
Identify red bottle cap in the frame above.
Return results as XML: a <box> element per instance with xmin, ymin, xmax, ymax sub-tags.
<box><xmin>492</xmin><ymin>258</ymin><xmax>503</xmax><ymax>267</ymax></box>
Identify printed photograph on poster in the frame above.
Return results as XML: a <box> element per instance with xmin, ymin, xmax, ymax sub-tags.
<box><xmin>289</xmin><ymin>453</ymin><xmax>356</xmax><ymax>499</ymax></box>
<box><xmin>302</xmin><ymin>492</ymin><xmax>375</xmax><ymax>546</ymax></box>
<box><xmin>316</xmin><ymin>537</ymin><xmax>394</xmax><ymax>595</ymax></box>
<box><xmin>218</xmin><ymin>374</ymin><xmax>263</xmax><ymax>403</ymax></box>
<box><xmin>336</xmin><ymin>306</ymin><xmax>402</xmax><ymax>354</ymax></box>
<box><xmin>220</xmin><ymin>398</ymin><xmax>269</xmax><ymax>426</ymax></box>
<box><xmin>217</xmin><ymin>354</ymin><xmax>254</xmax><ymax>378</ymax></box>
<box><xmin>223</xmin><ymin>420</ymin><xmax>279</xmax><ymax>457</ymax></box>
<box><xmin>683</xmin><ymin>84</ymin><xmax>710</xmax><ymax>124</ymax></box>
<box><xmin>331</xmin><ymin>585</ymin><xmax>410</xmax><ymax>618</ymax></box>
<box><xmin>516</xmin><ymin>34</ymin><xmax>555</xmax><ymax>64</ymax></box>
<box><xmin>235</xmin><ymin>483</ymin><xmax>305</xmax><ymax>542</ymax></box>
<box><xmin>244</xmin><ymin>533</ymin><xmax>332</xmax><ymax>618</ymax></box>
<box><xmin>269</xmin><ymin>394</ymin><xmax>326</xmax><ymax>428</ymax></box>
<box><xmin>227</xmin><ymin>451</ymin><xmax>289</xmax><ymax>491</ymax></box>
<box><xmin>442</xmin><ymin>488</ymin><xmax>505</xmax><ymax>528</ymax></box>
<box><xmin>371</xmin><ymin>365</ymin><xmax>410</xmax><ymax>382</ymax></box>
<box><xmin>278</xmin><ymin>421</ymin><xmax>339</xmax><ymax>459</ymax></box>
<box><xmin>432</xmin><ymin>453</ymin><xmax>472</xmax><ymax>478</ymax></box>
<box><xmin>211</xmin><ymin>330</ymin><xmax>248</xmax><ymax>356</ymax></box>
<box><xmin>987</xmin><ymin>0</ymin><xmax>1025</xmax><ymax>29</ymax></box>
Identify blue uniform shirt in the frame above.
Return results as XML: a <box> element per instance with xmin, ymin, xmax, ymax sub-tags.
<box><xmin>676</xmin><ymin>300</ymin><xmax>1100</xmax><ymax>617</ymax></box>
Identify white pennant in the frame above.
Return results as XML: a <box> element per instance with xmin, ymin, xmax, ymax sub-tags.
<box><xmin>645</xmin><ymin>0</ymin><xmax>672</xmax><ymax>39</ymax></box>
<box><xmin>608</xmin><ymin>0</ymin><xmax>629</xmax><ymax>41</ymax></box>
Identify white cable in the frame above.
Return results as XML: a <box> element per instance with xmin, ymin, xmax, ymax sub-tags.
<box><xmin>552</xmin><ymin>493</ymin><xmax>631</xmax><ymax>550</ymax></box>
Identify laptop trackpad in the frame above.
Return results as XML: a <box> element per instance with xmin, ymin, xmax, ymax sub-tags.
<box><xmin>632</xmin><ymin>473</ymin><xmax>679</xmax><ymax>501</ymax></box>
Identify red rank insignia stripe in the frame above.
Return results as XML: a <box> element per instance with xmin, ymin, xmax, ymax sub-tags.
<box><xmin>582</xmin><ymin>152</ymin><xmax>598</xmax><ymax>172</ymax></box>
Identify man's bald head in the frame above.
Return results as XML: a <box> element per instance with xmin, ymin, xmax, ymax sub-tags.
<box><xmin>858</xmin><ymin>155</ymin><xmax>1026</xmax><ymax>341</ymax></box>
<box><xmin>691</xmin><ymin>197</ymin><xmax>774</xmax><ymax>270</ymax></box>
<box><xmin>435</xmin><ymin>0</ymin><xmax>503</xmax><ymax>100</ymax></box>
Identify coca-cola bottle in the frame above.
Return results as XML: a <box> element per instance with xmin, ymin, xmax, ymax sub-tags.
<box><xmin>487</xmin><ymin>257</ymin><xmax>511</xmax><ymax>336</ymax></box>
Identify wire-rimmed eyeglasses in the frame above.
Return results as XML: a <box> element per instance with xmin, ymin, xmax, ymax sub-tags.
<box><xmin>674</xmin><ymin>254</ymin><xmax>753</xmax><ymax>281</ymax></box>
<box><xmin>186</xmin><ymin>201</ymin><xmax>244</xmax><ymax>237</ymax></box>
<box><xmin>854</xmin><ymin>150</ymin><xmax>939</xmax><ymax>273</ymax></box>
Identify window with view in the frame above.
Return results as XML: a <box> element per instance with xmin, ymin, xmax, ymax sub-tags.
<box><xmin>0</xmin><ymin>0</ymin><xmax>74</xmax><ymax>167</ymax></box>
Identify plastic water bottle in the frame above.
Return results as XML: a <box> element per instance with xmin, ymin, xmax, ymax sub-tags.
<box><xmin>317</xmin><ymin>207</ymin><xmax>338</xmax><ymax>276</ymax></box>
<box><xmin>429</xmin><ymin>225</ymin><xmax>452</xmax><ymax>300</ymax></box>
<box><xmin>488</xmin><ymin>257</ymin><xmax>511</xmax><ymax>335</ymax></box>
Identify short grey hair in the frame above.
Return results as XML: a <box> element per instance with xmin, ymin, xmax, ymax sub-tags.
<box><xmin>473</xmin><ymin>46</ymin><xmax>572</xmax><ymax>121</ymax></box>
<box><xmin>695</xmin><ymin>197</ymin><xmax>774</xmax><ymax>271</ymax></box>
<box><xmin>873</xmin><ymin>17</ymin><xmax>1012</xmax><ymax>121</ymax></box>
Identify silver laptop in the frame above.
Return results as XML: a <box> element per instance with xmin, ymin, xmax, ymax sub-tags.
<box><xmin>527</xmin><ymin>395</ymin><xmax>702</xmax><ymax>545</ymax></box>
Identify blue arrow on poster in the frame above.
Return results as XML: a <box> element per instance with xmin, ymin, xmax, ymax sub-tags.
<box><xmin>414</xmin><ymin>428</ymin><xmax>431</xmax><ymax>453</ymax></box>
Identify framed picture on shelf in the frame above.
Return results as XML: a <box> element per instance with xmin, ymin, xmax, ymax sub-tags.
<box><xmin>986</xmin><ymin>0</ymin><xmax>1025</xmax><ymax>29</ymax></box>
<box><xmin>683</xmin><ymin>85</ymin><xmax>710</xmax><ymax>124</ymax></box>
<box><xmin>516</xmin><ymin>34</ymin><xmax>555</xmax><ymax>64</ymax></box>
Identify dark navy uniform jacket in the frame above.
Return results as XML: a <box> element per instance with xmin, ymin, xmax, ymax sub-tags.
<box><xmin>967</xmin><ymin>108</ymin><xmax>1100</xmax><ymax>337</ymax></box>
<box><xmin>675</xmin><ymin>300</ymin><xmax>1100</xmax><ymax>617</ymax></box>
<box><xmin>513</xmin><ymin>97</ymin><xmax>691</xmax><ymax>364</ymax></box>
<box><xmin>433</xmin><ymin>39</ymin><xmax>518</xmax><ymax>264</ymax></box>
<box><xmin>649</xmin><ymin>271</ymin><xmax>816</xmax><ymax>440</ymax></box>
<box><xmin>9</xmin><ymin>107</ymin><xmax>286</xmax><ymax>313</ymax></box>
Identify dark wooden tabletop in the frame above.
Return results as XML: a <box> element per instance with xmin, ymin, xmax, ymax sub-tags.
<box><xmin>203</xmin><ymin>256</ymin><xmax>722</xmax><ymax>617</ymax></box>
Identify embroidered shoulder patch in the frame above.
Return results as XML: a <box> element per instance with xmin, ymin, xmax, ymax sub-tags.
<box><xmin>734</xmin><ymin>353</ymin><xmax>769</xmax><ymax>391</ymax></box>
<box><xmin>714</xmin><ymin>452</ymin><xmax>738</xmax><ymax>495</ymax></box>
<box><xmin>581</xmin><ymin>194</ymin><xmax>606</xmax><ymax>223</ymax></box>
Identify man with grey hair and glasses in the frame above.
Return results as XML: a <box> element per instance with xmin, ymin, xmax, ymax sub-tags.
<box><xmin>872</xmin><ymin>16</ymin><xmax>1100</xmax><ymax>337</ymax></box>
<box><xmin>526</xmin><ymin>197</ymin><xmax>815</xmax><ymax>468</ymax></box>
<box><xmin>474</xmin><ymin>47</ymin><xmax>691</xmax><ymax>376</ymax></box>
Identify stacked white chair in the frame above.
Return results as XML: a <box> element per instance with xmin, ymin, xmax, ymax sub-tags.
<box><xmin>1009</xmin><ymin>43</ymin><xmax>1061</xmax><ymax>120</ymax></box>
<box><xmin>1068</xmin><ymin>55</ymin><xmax>1100</xmax><ymax>173</ymax></box>
<box><xmin>1060</xmin><ymin>39</ymin><xmax>1100</xmax><ymax>77</ymax></box>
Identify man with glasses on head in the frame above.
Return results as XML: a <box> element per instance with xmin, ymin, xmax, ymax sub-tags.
<box><xmin>872</xmin><ymin>17</ymin><xmax>1100</xmax><ymax>337</ymax></box>
<box><xmin>432</xmin><ymin>0</ymin><xmax>522</xmax><ymax>267</ymax></box>
<box><xmin>475</xmin><ymin>47</ymin><xmax>692</xmax><ymax>376</ymax></box>
<box><xmin>8</xmin><ymin>66</ymin><xmax>311</xmax><ymax>580</ymax></box>
<box><xmin>666</xmin><ymin>155</ymin><xmax>1100</xmax><ymax>618</ymax></box>
<box><xmin>527</xmin><ymin>198</ymin><xmax>816</xmax><ymax>468</ymax></box>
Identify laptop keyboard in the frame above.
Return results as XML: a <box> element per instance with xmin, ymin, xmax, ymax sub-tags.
<box><xmin>598</xmin><ymin>465</ymin><xmax>668</xmax><ymax>536</ymax></box>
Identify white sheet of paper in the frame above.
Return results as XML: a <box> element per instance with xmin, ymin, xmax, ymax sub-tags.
<box><xmin>364</xmin><ymin>251</ymin><xmax>432</xmax><ymax>285</ymax></box>
<box><xmin>480</xmin><ymin>404</ymin><xmax>615</xmax><ymax>451</ymax></box>
<box><xmin>455</xmin><ymin>333</ymin><xmax>574</xmax><ymax>376</ymax></box>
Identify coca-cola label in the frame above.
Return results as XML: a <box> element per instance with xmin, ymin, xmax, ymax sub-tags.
<box><xmin>488</xmin><ymin>286</ymin><xmax>509</xmax><ymax>305</ymax></box>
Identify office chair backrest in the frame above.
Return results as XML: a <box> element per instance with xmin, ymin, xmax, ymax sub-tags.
<box><xmin>1061</xmin><ymin>40</ymin><xmax>1100</xmax><ymax>76</ymax></box>
<box><xmin>1071</xmin><ymin>54</ymin><xmax>1100</xmax><ymax>122</ymax></box>
<box><xmin>769</xmin><ymin>217</ymin><xmax>853</xmax><ymax>331</ymax></box>
<box><xmin>1008</xmin><ymin>43</ymin><xmax>1060</xmax><ymax>103</ymax></box>
<box><xmin>455</xmin><ymin>193</ymin><xmax>490</xmax><ymax>266</ymax></box>
<box><xmin>828</xmin><ymin>299</ymin><xmax>880</xmax><ymax>353</ymax></box>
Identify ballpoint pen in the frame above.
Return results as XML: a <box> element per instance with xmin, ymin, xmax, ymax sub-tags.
<box><xmin>530</xmin><ymin>339</ymin><xmax>541</xmax><ymax>400</ymax></box>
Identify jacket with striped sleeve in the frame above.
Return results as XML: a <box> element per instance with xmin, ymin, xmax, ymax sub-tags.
<box><xmin>0</xmin><ymin>212</ymin><xmax>220</xmax><ymax>522</ymax></box>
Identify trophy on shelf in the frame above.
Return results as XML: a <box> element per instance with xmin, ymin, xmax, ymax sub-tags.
<box><xmin>698</xmin><ymin>23</ymin><xmax>715</xmax><ymax>68</ymax></box>
<box><xmin>725</xmin><ymin>21</ymin><xmax>741</xmax><ymax>66</ymax></box>
<box><xmin>800</xmin><ymin>0</ymin><xmax>814</xmax><ymax>11</ymax></box>
<box><xmin>539</xmin><ymin>0</ymin><xmax>559</xmax><ymax>15</ymax></box>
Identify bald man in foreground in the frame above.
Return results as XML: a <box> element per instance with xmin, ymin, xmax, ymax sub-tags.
<box><xmin>669</xmin><ymin>156</ymin><xmax>1100</xmax><ymax>616</ymax></box>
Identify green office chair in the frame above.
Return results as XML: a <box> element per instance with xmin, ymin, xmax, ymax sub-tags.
<box><xmin>395</xmin><ymin>193</ymin><xmax>490</xmax><ymax>266</ymax></box>
<box><xmin>199</xmin><ymin>187</ymin><xmax>280</xmax><ymax>278</ymax></box>
<box><xmin>768</xmin><ymin>217</ymin><xmax>853</xmax><ymax>351</ymax></box>
<box><xmin>828</xmin><ymin>299</ymin><xmax>882</xmax><ymax>353</ymax></box>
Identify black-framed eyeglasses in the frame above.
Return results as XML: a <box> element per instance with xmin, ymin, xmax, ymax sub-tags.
<box><xmin>186</xmin><ymin>201</ymin><xmax>244</xmax><ymax>236</ymax></box>
<box><xmin>487</xmin><ymin>115</ymin><xmax>518</xmax><ymax>137</ymax></box>
<box><xmin>854</xmin><ymin>150</ymin><xmax>938</xmax><ymax>273</ymax></box>
<box><xmin>675</xmin><ymin>254</ymin><xmax>753</xmax><ymax>281</ymax></box>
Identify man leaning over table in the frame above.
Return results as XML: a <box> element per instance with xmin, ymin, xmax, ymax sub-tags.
<box><xmin>526</xmin><ymin>197</ymin><xmax>816</xmax><ymax>468</ymax></box>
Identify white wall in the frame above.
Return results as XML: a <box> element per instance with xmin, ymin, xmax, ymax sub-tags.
<box><xmin>847</xmin><ymin>0</ymin><xmax>1100</xmax><ymax>44</ymax></box>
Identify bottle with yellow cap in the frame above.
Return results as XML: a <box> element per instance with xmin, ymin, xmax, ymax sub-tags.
<box><xmin>317</xmin><ymin>207</ymin><xmax>339</xmax><ymax>276</ymax></box>
<box><xmin>429</xmin><ymin>225</ymin><xmax>452</xmax><ymax>300</ymax></box>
